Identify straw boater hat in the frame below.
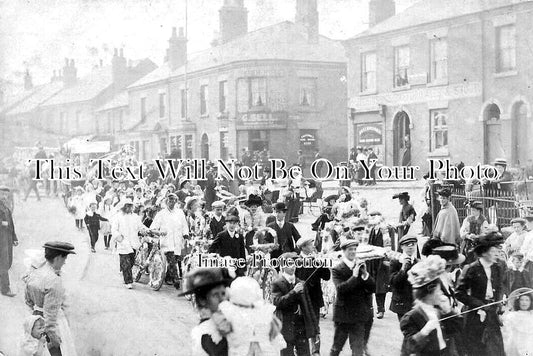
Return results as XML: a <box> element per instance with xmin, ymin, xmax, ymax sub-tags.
<box><xmin>212</xmin><ymin>201</ymin><xmax>225</xmax><ymax>209</ymax></box>
<box><xmin>178</xmin><ymin>268</ymin><xmax>234</xmax><ymax>297</ymax></box>
<box><xmin>431</xmin><ymin>244</ymin><xmax>465</xmax><ymax>265</ymax></box>
<box><xmin>340</xmin><ymin>238</ymin><xmax>359</xmax><ymax>250</ymax></box>
<box><xmin>408</xmin><ymin>255</ymin><xmax>446</xmax><ymax>289</ymax></box>
<box><xmin>296</xmin><ymin>235</ymin><xmax>315</xmax><ymax>249</ymax></box>
<box><xmin>43</xmin><ymin>241</ymin><xmax>76</xmax><ymax>255</ymax></box>
<box><xmin>493</xmin><ymin>158</ymin><xmax>507</xmax><ymax>167</ymax></box>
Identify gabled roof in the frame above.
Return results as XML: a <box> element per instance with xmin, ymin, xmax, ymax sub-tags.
<box><xmin>0</xmin><ymin>90</ymin><xmax>34</xmax><ymax>114</ymax></box>
<box><xmin>5</xmin><ymin>81</ymin><xmax>65</xmax><ymax>116</ymax></box>
<box><xmin>130</xmin><ymin>21</ymin><xmax>346</xmax><ymax>89</ymax></box>
<box><xmin>42</xmin><ymin>66</ymin><xmax>113</xmax><ymax>106</ymax></box>
<box><xmin>350</xmin><ymin>0</ymin><xmax>530</xmax><ymax>40</ymax></box>
<box><xmin>96</xmin><ymin>91</ymin><xmax>128</xmax><ymax>112</ymax></box>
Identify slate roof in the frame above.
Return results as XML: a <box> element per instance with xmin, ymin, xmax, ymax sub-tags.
<box><xmin>129</xmin><ymin>21</ymin><xmax>346</xmax><ymax>89</ymax></box>
<box><xmin>96</xmin><ymin>91</ymin><xmax>128</xmax><ymax>112</ymax></box>
<box><xmin>5</xmin><ymin>81</ymin><xmax>64</xmax><ymax>115</ymax></box>
<box><xmin>351</xmin><ymin>0</ymin><xmax>530</xmax><ymax>39</ymax></box>
<box><xmin>42</xmin><ymin>66</ymin><xmax>113</xmax><ymax>106</ymax></box>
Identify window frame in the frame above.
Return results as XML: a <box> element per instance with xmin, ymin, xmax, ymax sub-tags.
<box><xmin>200</xmin><ymin>84</ymin><xmax>209</xmax><ymax>116</ymax></box>
<box><xmin>361</xmin><ymin>52</ymin><xmax>377</xmax><ymax>93</ymax></box>
<box><xmin>299</xmin><ymin>77</ymin><xmax>317</xmax><ymax>107</ymax></box>
<box><xmin>495</xmin><ymin>24</ymin><xmax>516</xmax><ymax>73</ymax></box>
<box><xmin>219</xmin><ymin>80</ymin><xmax>227</xmax><ymax>112</ymax></box>
<box><xmin>430</xmin><ymin>109</ymin><xmax>449</xmax><ymax>151</ymax></box>
<box><xmin>393</xmin><ymin>45</ymin><xmax>410</xmax><ymax>88</ymax></box>
<box><xmin>430</xmin><ymin>38</ymin><xmax>448</xmax><ymax>83</ymax></box>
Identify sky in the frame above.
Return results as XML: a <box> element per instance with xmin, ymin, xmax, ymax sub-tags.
<box><xmin>0</xmin><ymin>0</ymin><xmax>419</xmax><ymax>91</ymax></box>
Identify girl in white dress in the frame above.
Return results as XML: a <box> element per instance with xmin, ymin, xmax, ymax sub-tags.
<box><xmin>503</xmin><ymin>289</ymin><xmax>533</xmax><ymax>356</ymax></box>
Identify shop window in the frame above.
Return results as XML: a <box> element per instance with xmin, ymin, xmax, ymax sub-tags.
<box><xmin>496</xmin><ymin>25</ymin><xmax>516</xmax><ymax>72</ymax></box>
<box><xmin>361</xmin><ymin>52</ymin><xmax>376</xmax><ymax>92</ymax></box>
<box><xmin>430</xmin><ymin>109</ymin><xmax>448</xmax><ymax>151</ymax></box>
<box><xmin>250</xmin><ymin>78</ymin><xmax>266</xmax><ymax>107</ymax></box>
<box><xmin>394</xmin><ymin>45</ymin><xmax>410</xmax><ymax>87</ymax></box>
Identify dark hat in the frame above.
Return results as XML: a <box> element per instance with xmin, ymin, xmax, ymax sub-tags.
<box><xmin>43</xmin><ymin>241</ymin><xmax>76</xmax><ymax>254</ymax></box>
<box><xmin>179</xmin><ymin>179</ymin><xmax>189</xmax><ymax>189</ymax></box>
<box><xmin>0</xmin><ymin>186</ymin><xmax>10</xmax><ymax>192</ymax></box>
<box><xmin>225</xmin><ymin>215</ymin><xmax>240</xmax><ymax>223</ymax></box>
<box><xmin>511</xmin><ymin>217</ymin><xmax>527</xmax><ymax>225</ymax></box>
<box><xmin>524</xmin><ymin>215</ymin><xmax>533</xmax><ymax>222</ymax></box>
<box><xmin>324</xmin><ymin>195</ymin><xmax>339</xmax><ymax>205</ymax></box>
<box><xmin>437</xmin><ymin>188</ymin><xmax>452</xmax><ymax>197</ymax></box>
<box><xmin>470</xmin><ymin>201</ymin><xmax>483</xmax><ymax>210</ymax></box>
<box><xmin>493</xmin><ymin>158</ymin><xmax>507</xmax><ymax>167</ymax></box>
<box><xmin>351</xmin><ymin>225</ymin><xmax>365</xmax><ymax>231</ymax></box>
<box><xmin>393</xmin><ymin>192</ymin><xmax>410</xmax><ymax>200</ymax></box>
<box><xmin>274</xmin><ymin>202</ymin><xmax>288</xmax><ymax>212</ymax></box>
<box><xmin>178</xmin><ymin>268</ymin><xmax>234</xmax><ymax>296</ymax></box>
<box><xmin>399</xmin><ymin>234</ymin><xmax>418</xmax><ymax>246</ymax></box>
<box><xmin>473</xmin><ymin>231</ymin><xmax>505</xmax><ymax>253</ymax></box>
<box><xmin>421</xmin><ymin>238</ymin><xmax>445</xmax><ymax>257</ymax></box>
<box><xmin>166</xmin><ymin>193</ymin><xmax>178</xmax><ymax>200</ymax></box>
<box><xmin>340</xmin><ymin>238</ymin><xmax>359</xmax><ymax>250</ymax></box>
<box><xmin>431</xmin><ymin>244</ymin><xmax>465</xmax><ymax>265</ymax></box>
<box><xmin>511</xmin><ymin>251</ymin><xmax>524</xmax><ymax>259</ymax></box>
<box><xmin>368</xmin><ymin>211</ymin><xmax>382</xmax><ymax>217</ymax></box>
<box><xmin>245</xmin><ymin>194</ymin><xmax>263</xmax><ymax>207</ymax></box>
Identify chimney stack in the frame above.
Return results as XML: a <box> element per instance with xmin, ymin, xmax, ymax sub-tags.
<box><xmin>167</xmin><ymin>27</ymin><xmax>187</xmax><ymax>70</ymax></box>
<box><xmin>369</xmin><ymin>0</ymin><xmax>395</xmax><ymax>28</ymax></box>
<box><xmin>24</xmin><ymin>69</ymin><xmax>33</xmax><ymax>90</ymax></box>
<box><xmin>219</xmin><ymin>0</ymin><xmax>248</xmax><ymax>44</ymax></box>
<box><xmin>62</xmin><ymin>58</ymin><xmax>77</xmax><ymax>87</ymax></box>
<box><xmin>112</xmin><ymin>48</ymin><xmax>128</xmax><ymax>88</ymax></box>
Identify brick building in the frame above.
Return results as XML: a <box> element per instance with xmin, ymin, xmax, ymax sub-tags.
<box><xmin>123</xmin><ymin>0</ymin><xmax>347</xmax><ymax>165</ymax></box>
<box><xmin>345</xmin><ymin>0</ymin><xmax>533</xmax><ymax>170</ymax></box>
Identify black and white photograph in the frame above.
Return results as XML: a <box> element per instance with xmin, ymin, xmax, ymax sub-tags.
<box><xmin>1</xmin><ymin>0</ymin><xmax>533</xmax><ymax>355</ymax></box>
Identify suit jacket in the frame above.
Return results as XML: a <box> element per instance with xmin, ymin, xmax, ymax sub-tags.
<box><xmin>456</xmin><ymin>260</ymin><xmax>504</xmax><ymax>308</ymax></box>
<box><xmin>272</xmin><ymin>275</ymin><xmax>317</xmax><ymax>342</ymax></box>
<box><xmin>209</xmin><ymin>216</ymin><xmax>225</xmax><ymax>239</ymax></box>
<box><xmin>267</xmin><ymin>221</ymin><xmax>301</xmax><ymax>259</ymax></box>
<box><xmin>208</xmin><ymin>230</ymin><xmax>246</xmax><ymax>276</ymax></box>
<box><xmin>389</xmin><ymin>258</ymin><xmax>418</xmax><ymax>315</ymax></box>
<box><xmin>400</xmin><ymin>304</ymin><xmax>463</xmax><ymax>356</ymax></box>
<box><xmin>331</xmin><ymin>261</ymin><xmax>375</xmax><ymax>324</ymax></box>
<box><xmin>0</xmin><ymin>200</ymin><xmax>17</xmax><ymax>271</ymax></box>
<box><xmin>295</xmin><ymin>256</ymin><xmax>331</xmax><ymax>309</ymax></box>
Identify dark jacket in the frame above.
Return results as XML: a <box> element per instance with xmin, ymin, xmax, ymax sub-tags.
<box><xmin>456</xmin><ymin>260</ymin><xmax>504</xmax><ymax>308</ymax></box>
<box><xmin>84</xmin><ymin>212</ymin><xmax>108</xmax><ymax>231</ymax></box>
<box><xmin>208</xmin><ymin>216</ymin><xmax>225</xmax><ymax>239</ymax></box>
<box><xmin>0</xmin><ymin>201</ymin><xmax>17</xmax><ymax>271</ymax></box>
<box><xmin>272</xmin><ymin>275</ymin><xmax>317</xmax><ymax>342</ymax></box>
<box><xmin>389</xmin><ymin>257</ymin><xmax>418</xmax><ymax>315</ymax></box>
<box><xmin>267</xmin><ymin>221</ymin><xmax>301</xmax><ymax>259</ymax></box>
<box><xmin>400</xmin><ymin>304</ymin><xmax>463</xmax><ymax>356</ymax></box>
<box><xmin>331</xmin><ymin>261</ymin><xmax>375</xmax><ymax>324</ymax></box>
<box><xmin>368</xmin><ymin>227</ymin><xmax>390</xmax><ymax>294</ymax></box>
<box><xmin>295</xmin><ymin>256</ymin><xmax>331</xmax><ymax>310</ymax></box>
<box><xmin>208</xmin><ymin>230</ymin><xmax>247</xmax><ymax>276</ymax></box>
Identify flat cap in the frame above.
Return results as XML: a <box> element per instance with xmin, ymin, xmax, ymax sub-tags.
<box><xmin>225</xmin><ymin>215</ymin><xmax>240</xmax><ymax>223</ymax></box>
<box><xmin>212</xmin><ymin>201</ymin><xmax>225</xmax><ymax>208</ymax></box>
<box><xmin>273</xmin><ymin>202</ymin><xmax>288</xmax><ymax>212</ymax></box>
<box><xmin>43</xmin><ymin>241</ymin><xmax>76</xmax><ymax>254</ymax></box>
<box><xmin>511</xmin><ymin>218</ymin><xmax>527</xmax><ymax>225</ymax></box>
<box><xmin>393</xmin><ymin>192</ymin><xmax>410</xmax><ymax>200</ymax></box>
<box><xmin>340</xmin><ymin>238</ymin><xmax>359</xmax><ymax>250</ymax></box>
<box><xmin>399</xmin><ymin>234</ymin><xmax>418</xmax><ymax>246</ymax></box>
<box><xmin>296</xmin><ymin>235</ymin><xmax>315</xmax><ymax>249</ymax></box>
<box><xmin>437</xmin><ymin>188</ymin><xmax>452</xmax><ymax>197</ymax></box>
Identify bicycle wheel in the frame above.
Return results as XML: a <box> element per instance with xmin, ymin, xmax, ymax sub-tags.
<box><xmin>132</xmin><ymin>247</ymin><xmax>147</xmax><ymax>283</ymax></box>
<box><xmin>149</xmin><ymin>250</ymin><xmax>167</xmax><ymax>291</ymax></box>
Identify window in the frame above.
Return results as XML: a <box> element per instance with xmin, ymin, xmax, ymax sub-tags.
<box><xmin>496</xmin><ymin>25</ymin><xmax>516</xmax><ymax>72</ymax></box>
<box><xmin>237</xmin><ymin>78</ymin><xmax>249</xmax><ymax>112</ymax></box>
<box><xmin>431</xmin><ymin>109</ymin><xmax>448</xmax><ymax>151</ymax></box>
<box><xmin>394</xmin><ymin>46</ymin><xmax>410</xmax><ymax>87</ymax></box>
<box><xmin>219</xmin><ymin>81</ymin><xmax>227</xmax><ymax>112</ymax></box>
<box><xmin>141</xmin><ymin>97</ymin><xmax>147</xmax><ymax>122</ymax></box>
<box><xmin>250</xmin><ymin>78</ymin><xmax>266</xmax><ymax>107</ymax></box>
<box><xmin>180</xmin><ymin>89</ymin><xmax>187</xmax><ymax>119</ymax></box>
<box><xmin>361</xmin><ymin>52</ymin><xmax>377</xmax><ymax>92</ymax></box>
<box><xmin>75</xmin><ymin>111</ymin><xmax>81</xmax><ymax>134</ymax></box>
<box><xmin>430</xmin><ymin>39</ymin><xmax>448</xmax><ymax>82</ymax></box>
<box><xmin>200</xmin><ymin>85</ymin><xmax>209</xmax><ymax>116</ymax></box>
<box><xmin>159</xmin><ymin>92</ymin><xmax>166</xmax><ymax>118</ymax></box>
<box><xmin>220</xmin><ymin>132</ymin><xmax>228</xmax><ymax>160</ymax></box>
<box><xmin>185</xmin><ymin>135</ymin><xmax>193</xmax><ymax>158</ymax></box>
<box><xmin>299</xmin><ymin>78</ymin><xmax>317</xmax><ymax>106</ymax></box>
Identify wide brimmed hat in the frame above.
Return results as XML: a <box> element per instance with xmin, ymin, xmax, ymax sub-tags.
<box><xmin>0</xmin><ymin>186</ymin><xmax>11</xmax><ymax>192</ymax></box>
<box><xmin>511</xmin><ymin>218</ymin><xmax>527</xmax><ymax>226</ymax></box>
<box><xmin>421</xmin><ymin>238</ymin><xmax>445</xmax><ymax>257</ymax></box>
<box><xmin>437</xmin><ymin>188</ymin><xmax>452</xmax><ymax>197</ymax></box>
<box><xmin>323</xmin><ymin>195</ymin><xmax>339</xmax><ymax>205</ymax></box>
<box><xmin>470</xmin><ymin>201</ymin><xmax>483</xmax><ymax>210</ymax></box>
<box><xmin>273</xmin><ymin>202</ymin><xmax>288</xmax><ymax>212</ymax></box>
<box><xmin>408</xmin><ymin>255</ymin><xmax>446</xmax><ymax>289</ymax></box>
<box><xmin>43</xmin><ymin>241</ymin><xmax>76</xmax><ymax>254</ymax></box>
<box><xmin>227</xmin><ymin>277</ymin><xmax>263</xmax><ymax>307</ymax></box>
<box><xmin>393</xmin><ymin>192</ymin><xmax>410</xmax><ymax>200</ymax></box>
<box><xmin>473</xmin><ymin>231</ymin><xmax>505</xmax><ymax>253</ymax></box>
<box><xmin>368</xmin><ymin>211</ymin><xmax>382</xmax><ymax>217</ymax></box>
<box><xmin>245</xmin><ymin>194</ymin><xmax>263</xmax><ymax>207</ymax></box>
<box><xmin>296</xmin><ymin>235</ymin><xmax>315</xmax><ymax>249</ymax></box>
<box><xmin>431</xmin><ymin>244</ymin><xmax>465</xmax><ymax>265</ymax></box>
<box><xmin>506</xmin><ymin>288</ymin><xmax>533</xmax><ymax>312</ymax></box>
<box><xmin>178</xmin><ymin>267</ymin><xmax>234</xmax><ymax>296</ymax></box>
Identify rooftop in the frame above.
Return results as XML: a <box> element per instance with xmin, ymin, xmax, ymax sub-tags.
<box><xmin>351</xmin><ymin>0</ymin><xmax>530</xmax><ymax>39</ymax></box>
<box><xmin>5</xmin><ymin>81</ymin><xmax>65</xmax><ymax>116</ymax></box>
<box><xmin>96</xmin><ymin>91</ymin><xmax>128</xmax><ymax>112</ymax></box>
<box><xmin>130</xmin><ymin>21</ymin><xmax>346</xmax><ymax>89</ymax></box>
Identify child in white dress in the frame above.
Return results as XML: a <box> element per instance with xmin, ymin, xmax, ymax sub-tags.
<box><xmin>218</xmin><ymin>277</ymin><xmax>286</xmax><ymax>356</ymax></box>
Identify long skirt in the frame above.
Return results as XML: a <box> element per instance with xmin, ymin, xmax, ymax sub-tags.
<box><xmin>57</xmin><ymin>309</ymin><xmax>77</xmax><ymax>356</ymax></box>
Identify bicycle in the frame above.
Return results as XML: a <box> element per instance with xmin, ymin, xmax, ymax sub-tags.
<box><xmin>131</xmin><ymin>230</ymin><xmax>167</xmax><ymax>291</ymax></box>
<box><xmin>180</xmin><ymin>238</ymin><xmax>215</xmax><ymax>307</ymax></box>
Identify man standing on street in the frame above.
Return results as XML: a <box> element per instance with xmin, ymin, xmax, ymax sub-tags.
<box><xmin>330</xmin><ymin>239</ymin><xmax>376</xmax><ymax>356</ymax></box>
<box><xmin>433</xmin><ymin>188</ymin><xmax>461</xmax><ymax>246</ymax></box>
<box><xmin>268</xmin><ymin>202</ymin><xmax>301</xmax><ymax>259</ymax></box>
<box><xmin>209</xmin><ymin>215</ymin><xmax>247</xmax><ymax>276</ymax></box>
<box><xmin>389</xmin><ymin>235</ymin><xmax>419</xmax><ymax>321</ymax></box>
<box><xmin>392</xmin><ymin>192</ymin><xmax>416</xmax><ymax>251</ymax></box>
<box><xmin>0</xmin><ymin>186</ymin><xmax>17</xmax><ymax>297</ymax></box>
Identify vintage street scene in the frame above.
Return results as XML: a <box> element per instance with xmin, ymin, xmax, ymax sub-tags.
<box><xmin>1</xmin><ymin>0</ymin><xmax>533</xmax><ymax>355</ymax></box>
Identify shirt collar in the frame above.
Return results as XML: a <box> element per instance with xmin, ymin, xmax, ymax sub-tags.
<box><xmin>343</xmin><ymin>257</ymin><xmax>356</xmax><ymax>269</ymax></box>
<box><xmin>282</xmin><ymin>272</ymin><xmax>295</xmax><ymax>284</ymax></box>
<box><xmin>480</xmin><ymin>258</ymin><xmax>493</xmax><ymax>269</ymax></box>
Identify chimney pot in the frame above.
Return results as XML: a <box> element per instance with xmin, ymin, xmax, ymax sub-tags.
<box><xmin>172</xmin><ymin>27</ymin><xmax>177</xmax><ymax>37</ymax></box>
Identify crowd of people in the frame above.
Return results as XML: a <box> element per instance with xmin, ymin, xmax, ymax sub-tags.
<box><xmin>2</xmin><ymin>146</ymin><xmax>533</xmax><ymax>356</ymax></box>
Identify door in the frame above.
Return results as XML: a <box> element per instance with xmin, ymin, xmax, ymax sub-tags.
<box><xmin>484</xmin><ymin>104</ymin><xmax>503</xmax><ymax>164</ymax></box>
<box><xmin>393</xmin><ymin>111</ymin><xmax>411</xmax><ymax>166</ymax></box>
<box><xmin>512</xmin><ymin>102</ymin><xmax>529</xmax><ymax>166</ymax></box>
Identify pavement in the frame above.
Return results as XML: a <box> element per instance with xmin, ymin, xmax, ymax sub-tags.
<box><xmin>0</xmin><ymin>182</ymin><xmax>425</xmax><ymax>355</ymax></box>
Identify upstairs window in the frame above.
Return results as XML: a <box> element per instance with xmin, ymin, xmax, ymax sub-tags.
<box><xmin>159</xmin><ymin>92</ymin><xmax>166</xmax><ymax>118</ymax></box>
<box><xmin>180</xmin><ymin>89</ymin><xmax>187</xmax><ymax>119</ymax></box>
<box><xmin>361</xmin><ymin>52</ymin><xmax>377</xmax><ymax>92</ymax></box>
<box><xmin>496</xmin><ymin>25</ymin><xmax>516</xmax><ymax>72</ymax></box>
<box><xmin>219</xmin><ymin>80</ymin><xmax>227</xmax><ymax>112</ymax></box>
<box><xmin>250</xmin><ymin>78</ymin><xmax>266</xmax><ymax>107</ymax></box>
<box><xmin>200</xmin><ymin>85</ymin><xmax>209</xmax><ymax>116</ymax></box>
<box><xmin>299</xmin><ymin>78</ymin><xmax>317</xmax><ymax>106</ymax></box>
<box><xmin>431</xmin><ymin>109</ymin><xmax>448</xmax><ymax>151</ymax></box>
<box><xmin>430</xmin><ymin>39</ymin><xmax>448</xmax><ymax>82</ymax></box>
<box><xmin>394</xmin><ymin>45</ymin><xmax>410</xmax><ymax>87</ymax></box>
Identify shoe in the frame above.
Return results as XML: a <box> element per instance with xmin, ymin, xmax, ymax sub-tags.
<box><xmin>91</xmin><ymin>248</ymin><xmax>96</xmax><ymax>253</ymax></box>
<box><xmin>2</xmin><ymin>291</ymin><xmax>16</xmax><ymax>297</ymax></box>
<box><xmin>126</xmin><ymin>284</ymin><xmax>133</xmax><ymax>289</ymax></box>
<box><xmin>376</xmin><ymin>311</ymin><xmax>384</xmax><ymax>319</ymax></box>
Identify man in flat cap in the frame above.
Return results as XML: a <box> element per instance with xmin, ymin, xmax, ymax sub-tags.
<box><xmin>392</xmin><ymin>192</ymin><xmax>416</xmax><ymax>251</ymax></box>
<box><xmin>389</xmin><ymin>235</ymin><xmax>419</xmax><ymax>321</ymax></box>
<box><xmin>268</xmin><ymin>202</ymin><xmax>301</xmax><ymax>259</ymax></box>
<box><xmin>208</xmin><ymin>201</ymin><xmax>226</xmax><ymax>239</ymax></box>
<box><xmin>460</xmin><ymin>201</ymin><xmax>489</xmax><ymax>264</ymax></box>
<box><xmin>0</xmin><ymin>186</ymin><xmax>17</xmax><ymax>297</ymax></box>
<box><xmin>208</xmin><ymin>215</ymin><xmax>247</xmax><ymax>276</ymax></box>
<box><xmin>25</xmin><ymin>241</ymin><xmax>76</xmax><ymax>355</ymax></box>
<box><xmin>432</xmin><ymin>188</ymin><xmax>461</xmax><ymax>246</ymax></box>
<box><xmin>330</xmin><ymin>239</ymin><xmax>376</xmax><ymax>356</ymax></box>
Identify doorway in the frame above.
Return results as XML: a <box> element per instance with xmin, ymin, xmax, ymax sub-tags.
<box><xmin>201</xmin><ymin>133</ymin><xmax>209</xmax><ymax>160</ymax></box>
<box><xmin>393</xmin><ymin>111</ymin><xmax>411</xmax><ymax>166</ymax></box>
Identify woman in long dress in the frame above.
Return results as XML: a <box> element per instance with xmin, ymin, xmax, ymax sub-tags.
<box><xmin>24</xmin><ymin>242</ymin><xmax>77</xmax><ymax>356</ymax></box>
